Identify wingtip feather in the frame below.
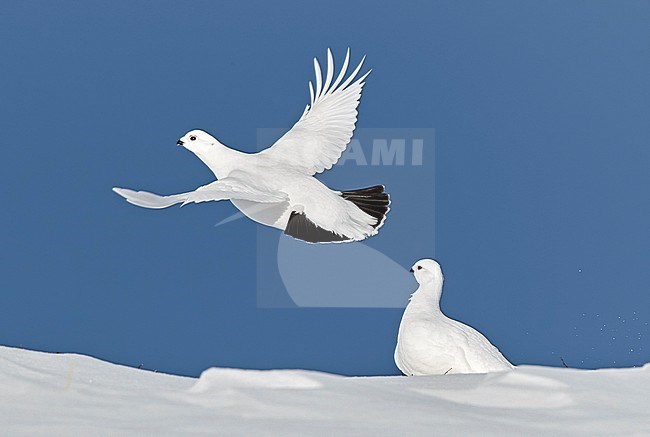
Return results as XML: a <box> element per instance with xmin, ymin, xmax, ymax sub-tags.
<box><xmin>323</xmin><ymin>48</ymin><xmax>334</xmax><ymax>94</ymax></box>
<box><xmin>340</xmin><ymin>54</ymin><xmax>366</xmax><ymax>90</ymax></box>
<box><xmin>313</xmin><ymin>58</ymin><xmax>323</xmax><ymax>98</ymax></box>
<box><xmin>330</xmin><ymin>48</ymin><xmax>350</xmax><ymax>91</ymax></box>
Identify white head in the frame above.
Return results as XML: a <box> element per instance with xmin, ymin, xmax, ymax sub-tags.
<box><xmin>410</xmin><ymin>258</ymin><xmax>444</xmax><ymax>286</ymax></box>
<box><xmin>176</xmin><ymin>129</ymin><xmax>219</xmax><ymax>157</ymax></box>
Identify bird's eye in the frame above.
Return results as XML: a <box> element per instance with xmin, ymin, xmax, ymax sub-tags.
<box><xmin>190</xmin><ymin>135</ymin><xmax>197</xmax><ymax>141</ymax></box>
<box><xmin>417</xmin><ymin>266</ymin><xmax>422</xmax><ymax>270</ymax></box>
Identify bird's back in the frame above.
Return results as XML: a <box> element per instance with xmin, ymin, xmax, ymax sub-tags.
<box><xmin>442</xmin><ymin>316</ymin><xmax>513</xmax><ymax>373</ymax></box>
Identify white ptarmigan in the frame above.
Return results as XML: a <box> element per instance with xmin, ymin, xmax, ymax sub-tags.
<box><xmin>394</xmin><ymin>259</ymin><xmax>513</xmax><ymax>376</ymax></box>
<box><xmin>112</xmin><ymin>49</ymin><xmax>389</xmax><ymax>244</ymax></box>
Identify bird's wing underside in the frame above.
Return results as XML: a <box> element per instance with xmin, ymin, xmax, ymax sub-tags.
<box><xmin>261</xmin><ymin>49</ymin><xmax>370</xmax><ymax>175</ymax></box>
<box><xmin>113</xmin><ymin>177</ymin><xmax>287</xmax><ymax>209</ymax></box>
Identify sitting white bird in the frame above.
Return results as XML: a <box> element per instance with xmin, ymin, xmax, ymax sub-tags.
<box><xmin>113</xmin><ymin>49</ymin><xmax>389</xmax><ymax>244</ymax></box>
<box><xmin>395</xmin><ymin>259</ymin><xmax>513</xmax><ymax>375</ymax></box>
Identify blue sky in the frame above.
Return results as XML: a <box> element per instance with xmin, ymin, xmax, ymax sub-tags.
<box><xmin>1</xmin><ymin>1</ymin><xmax>648</xmax><ymax>376</ymax></box>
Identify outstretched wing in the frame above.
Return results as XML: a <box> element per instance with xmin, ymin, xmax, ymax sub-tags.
<box><xmin>260</xmin><ymin>49</ymin><xmax>370</xmax><ymax>175</ymax></box>
<box><xmin>113</xmin><ymin>177</ymin><xmax>287</xmax><ymax>209</ymax></box>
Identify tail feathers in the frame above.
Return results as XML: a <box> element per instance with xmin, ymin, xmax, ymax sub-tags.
<box><xmin>341</xmin><ymin>185</ymin><xmax>390</xmax><ymax>229</ymax></box>
<box><xmin>283</xmin><ymin>185</ymin><xmax>390</xmax><ymax>244</ymax></box>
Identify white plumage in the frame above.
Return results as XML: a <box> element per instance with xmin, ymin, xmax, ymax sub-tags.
<box><xmin>113</xmin><ymin>49</ymin><xmax>389</xmax><ymax>243</ymax></box>
<box><xmin>395</xmin><ymin>259</ymin><xmax>513</xmax><ymax>376</ymax></box>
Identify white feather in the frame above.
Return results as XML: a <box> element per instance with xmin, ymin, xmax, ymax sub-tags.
<box><xmin>262</xmin><ymin>49</ymin><xmax>371</xmax><ymax>175</ymax></box>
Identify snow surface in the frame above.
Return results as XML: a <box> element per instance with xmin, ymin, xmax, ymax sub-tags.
<box><xmin>1</xmin><ymin>346</ymin><xmax>649</xmax><ymax>436</ymax></box>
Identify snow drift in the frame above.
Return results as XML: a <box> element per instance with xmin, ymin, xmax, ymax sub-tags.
<box><xmin>0</xmin><ymin>346</ymin><xmax>648</xmax><ymax>436</ymax></box>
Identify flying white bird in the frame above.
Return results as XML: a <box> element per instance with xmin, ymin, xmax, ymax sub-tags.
<box><xmin>113</xmin><ymin>49</ymin><xmax>389</xmax><ymax>243</ymax></box>
<box><xmin>395</xmin><ymin>259</ymin><xmax>514</xmax><ymax>375</ymax></box>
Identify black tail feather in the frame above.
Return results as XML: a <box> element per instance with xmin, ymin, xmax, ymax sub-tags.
<box><xmin>341</xmin><ymin>185</ymin><xmax>390</xmax><ymax>228</ymax></box>
<box><xmin>341</xmin><ymin>185</ymin><xmax>386</xmax><ymax>196</ymax></box>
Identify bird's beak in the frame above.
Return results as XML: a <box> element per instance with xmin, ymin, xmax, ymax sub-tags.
<box><xmin>176</xmin><ymin>140</ymin><xmax>184</xmax><ymax>146</ymax></box>
<box><xmin>409</xmin><ymin>268</ymin><xmax>414</xmax><ymax>273</ymax></box>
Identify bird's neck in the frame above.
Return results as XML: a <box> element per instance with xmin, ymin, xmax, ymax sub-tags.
<box><xmin>194</xmin><ymin>141</ymin><xmax>245</xmax><ymax>179</ymax></box>
<box><xmin>408</xmin><ymin>280</ymin><xmax>443</xmax><ymax>313</ymax></box>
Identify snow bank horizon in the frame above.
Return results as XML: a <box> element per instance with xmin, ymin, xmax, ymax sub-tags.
<box><xmin>1</xmin><ymin>345</ymin><xmax>649</xmax><ymax>436</ymax></box>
